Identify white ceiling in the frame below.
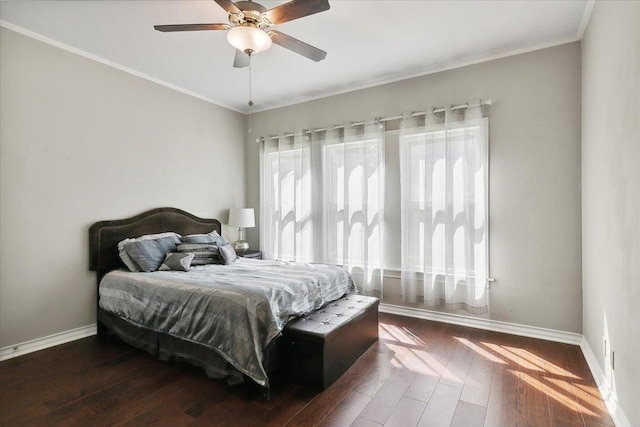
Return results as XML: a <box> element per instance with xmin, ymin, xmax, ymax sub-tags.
<box><xmin>0</xmin><ymin>1</ymin><xmax>590</xmax><ymax>113</ymax></box>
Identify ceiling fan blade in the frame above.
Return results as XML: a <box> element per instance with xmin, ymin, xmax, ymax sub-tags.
<box><xmin>214</xmin><ymin>0</ymin><xmax>241</xmax><ymax>15</ymax></box>
<box><xmin>233</xmin><ymin>50</ymin><xmax>250</xmax><ymax>68</ymax></box>
<box><xmin>263</xmin><ymin>0</ymin><xmax>330</xmax><ymax>25</ymax></box>
<box><xmin>269</xmin><ymin>30</ymin><xmax>327</xmax><ymax>62</ymax></box>
<box><xmin>154</xmin><ymin>23</ymin><xmax>229</xmax><ymax>32</ymax></box>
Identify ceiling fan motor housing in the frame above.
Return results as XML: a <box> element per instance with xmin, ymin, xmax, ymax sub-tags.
<box><xmin>230</xmin><ymin>1</ymin><xmax>270</xmax><ymax>28</ymax></box>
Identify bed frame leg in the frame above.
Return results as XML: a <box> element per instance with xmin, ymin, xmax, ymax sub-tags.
<box><xmin>262</xmin><ymin>387</ymin><xmax>271</xmax><ymax>402</ymax></box>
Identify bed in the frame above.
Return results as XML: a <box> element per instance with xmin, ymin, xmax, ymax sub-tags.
<box><xmin>89</xmin><ymin>207</ymin><xmax>355</xmax><ymax>390</ymax></box>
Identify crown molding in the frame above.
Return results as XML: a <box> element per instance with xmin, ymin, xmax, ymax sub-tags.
<box><xmin>0</xmin><ymin>21</ymin><xmax>243</xmax><ymax>114</ymax></box>
<box><xmin>1</xmin><ymin>19</ymin><xmax>581</xmax><ymax>116</ymax></box>
<box><xmin>248</xmin><ymin>36</ymin><xmax>580</xmax><ymax>114</ymax></box>
<box><xmin>577</xmin><ymin>0</ymin><xmax>596</xmax><ymax>39</ymax></box>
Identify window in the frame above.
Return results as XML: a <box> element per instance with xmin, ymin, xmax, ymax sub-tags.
<box><xmin>260</xmin><ymin>124</ymin><xmax>385</xmax><ymax>293</ymax></box>
<box><xmin>261</xmin><ymin>137</ymin><xmax>313</xmax><ymax>262</ymax></box>
<box><xmin>400</xmin><ymin>116</ymin><xmax>488</xmax><ymax>310</ymax></box>
<box><xmin>323</xmin><ymin>139</ymin><xmax>383</xmax><ymax>268</ymax></box>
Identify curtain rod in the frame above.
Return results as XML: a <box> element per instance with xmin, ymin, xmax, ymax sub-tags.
<box><xmin>257</xmin><ymin>99</ymin><xmax>492</xmax><ymax>143</ymax></box>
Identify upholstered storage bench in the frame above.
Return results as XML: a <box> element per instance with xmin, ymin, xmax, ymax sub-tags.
<box><xmin>280</xmin><ymin>294</ymin><xmax>379</xmax><ymax>390</ymax></box>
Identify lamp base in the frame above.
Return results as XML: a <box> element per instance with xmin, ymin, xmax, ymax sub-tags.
<box><xmin>232</xmin><ymin>240</ymin><xmax>249</xmax><ymax>253</ymax></box>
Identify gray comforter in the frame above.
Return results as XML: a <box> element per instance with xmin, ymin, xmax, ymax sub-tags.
<box><xmin>99</xmin><ymin>258</ymin><xmax>355</xmax><ymax>386</ymax></box>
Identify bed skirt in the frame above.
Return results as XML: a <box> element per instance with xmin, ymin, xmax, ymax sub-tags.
<box><xmin>97</xmin><ymin>310</ymin><xmax>280</xmax><ymax>386</ymax></box>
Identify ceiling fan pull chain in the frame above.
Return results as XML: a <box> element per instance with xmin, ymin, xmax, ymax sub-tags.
<box><xmin>247</xmin><ymin>53</ymin><xmax>253</xmax><ymax>134</ymax></box>
<box><xmin>248</xmin><ymin>54</ymin><xmax>254</xmax><ymax>108</ymax></box>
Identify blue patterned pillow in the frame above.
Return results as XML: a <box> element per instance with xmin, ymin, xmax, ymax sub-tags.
<box><xmin>123</xmin><ymin>235</ymin><xmax>180</xmax><ymax>272</ymax></box>
<box><xmin>118</xmin><ymin>232</ymin><xmax>181</xmax><ymax>272</ymax></box>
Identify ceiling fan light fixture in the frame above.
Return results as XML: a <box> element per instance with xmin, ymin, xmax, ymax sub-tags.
<box><xmin>227</xmin><ymin>26</ymin><xmax>272</xmax><ymax>55</ymax></box>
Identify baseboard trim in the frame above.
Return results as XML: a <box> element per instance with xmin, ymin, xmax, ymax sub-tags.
<box><xmin>0</xmin><ymin>324</ymin><xmax>97</xmax><ymax>361</ymax></box>
<box><xmin>379</xmin><ymin>303</ymin><xmax>582</xmax><ymax>345</ymax></box>
<box><xmin>580</xmin><ymin>337</ymin><xmax>631</xmax><ymax>427</ymax></box>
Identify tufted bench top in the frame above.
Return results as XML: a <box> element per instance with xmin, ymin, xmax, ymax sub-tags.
<box><xmin>284</xmin><ymin>294</ymin><xmax>379</xmax><ymax>338</ymax></box>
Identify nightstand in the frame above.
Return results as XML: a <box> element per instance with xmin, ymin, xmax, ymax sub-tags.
<box><xmin>237</xmin><ymin>250</ymin><xmax>263</xmax><ymax>259</ymax></box>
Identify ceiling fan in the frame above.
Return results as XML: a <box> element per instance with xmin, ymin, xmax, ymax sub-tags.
<box><xmin>154</xmin><ymin>0</ymin><xmax>330</xmax><ymax>68</ymax></box>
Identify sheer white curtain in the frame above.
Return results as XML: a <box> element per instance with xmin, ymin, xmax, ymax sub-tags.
<box><xmin>316</xmin><ymin>122</ymin><xmax>385</xmax><ymax>295</ymax></box>
<box><xmin>399</xmin><ymin>101</ymin><xmax>489</xmax><ymax>313</ymax></box>
<box><xmin>260</xmin><ymin>121</ymin><xmax>385</xmax><ymax>296</ymax></box>
<box><xmin>260</xmin><ymin>133</ymin><xmax>315</xmax><ymax>262</ymax></box>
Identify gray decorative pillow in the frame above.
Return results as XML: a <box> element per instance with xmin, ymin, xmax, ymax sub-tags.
<box><xmin>218</xmin><ymin>243</ymin><xmax>237</xmax><ymax>265</ymax></box>
<box><xmin>159</xmin><ymin>252</ymin><xmax>195</xmax><ymax>271</ymax></box>
<box><xmin>188</xmin><ymin>251</ymin><xmax>221</xmax><ymax>259</ymax></box>
<box><xmin>176</xmin><ymin>243</ymin><xmax>219</xmax><ymax>254</ymax></box>
<box><xmin>176</xmin><ymin>242</ymin><xmax>221</xmax><ymax>265</ymax></box>
<box><xmin>191</xmin><ymin>257</ymin><xmax>223</xmax><ymax>266</ymax></box>
<box><xmin>118</xmin><ymin>232</ymin><xmax>181</xmax><ymax>272</ymax></box>
<box><xmin>181</xmin><ymin>230</ymin><xmax>229</xmax><ymax>246</ymax></box>
<box><xmin>123</xmin><ymin>235</ymin><xmax>180</xmax><ymax>272</ymax></box>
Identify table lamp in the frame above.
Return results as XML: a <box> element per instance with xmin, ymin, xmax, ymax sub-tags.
<box><xmin>228</xmin><ymin>208</ymin><xmax>255</xmax><ymax>253</ymax></box>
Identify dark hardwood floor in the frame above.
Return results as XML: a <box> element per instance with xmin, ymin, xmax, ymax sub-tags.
<box><xmin>0</xmin><ymin>314</ymin><xmax>613</xmax><ymax>426</ymax></box>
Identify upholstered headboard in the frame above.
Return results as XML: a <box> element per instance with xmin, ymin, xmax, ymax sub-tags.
<box><xmin>89</xmin><ymin>207</ymin><xmax>222</xmax><ymax>279</ymax></box>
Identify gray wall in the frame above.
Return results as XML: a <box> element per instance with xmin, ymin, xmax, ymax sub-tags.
<box><xmin>581</xmin><ymin>2</ymin><xmax>640</xmax><ymax>425</ymax></box>
<box><xmin>246</xmin><ymin>42</ymin><xmax>583</xmax><ymax>333</ymax></box>
<box><xmin>0</xmin><ymin>28</ymin><xmax>246</xmax><ymax>347</ymax></box>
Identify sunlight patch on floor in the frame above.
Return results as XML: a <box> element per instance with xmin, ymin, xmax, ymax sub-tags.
<box><xmin>381</xmin><ymin>323</ymin><xmax>419</xmax><ymax>345</ymax></box>
<box><xmin>504</xmin><ymin>345</ymin><xmax>580</xmax><ymax>379</ymax></box>
<box><xmin>378</xmin><ymin>321</ymin><xmax>601</xmax><ymax>421</ymax></box>
<box><xmin>454</xmin><ymin>337</ymin><xmax>507</xmax><ymax>365</ymax></box>
<box><xmin>574</xmin><ymin>381</ymin><xmax>603</xmax><ymax>400</ymax></box>
<box><xmin>481</xmin><ymin>342</ymin><xmax>545</xmax><ymax>372</ymax></box>
<box><xmin>517</xmin><ymin>371</ymin><xmax>596</xmax><ymax>417</ymax></box>
<box><xmin>402</xmin><ymin>327</ymin><xmax>426</xmax><ymax>345</ymax></box>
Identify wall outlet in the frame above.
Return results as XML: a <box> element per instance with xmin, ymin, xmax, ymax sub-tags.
<box><xmin>611</xmin><ymin>350</ymin><xmax>615</xmax><ymax>370</ymax></box>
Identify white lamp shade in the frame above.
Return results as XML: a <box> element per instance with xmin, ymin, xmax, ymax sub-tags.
<box><xmin>227</xmin><ymin>27</ymin><xmax>272</xmax><ymax>54</ymax></box>
<box><xmin>228</xmin><ymin>208</ymin><xmax>255</xmax><ymax>228</ymax></box>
